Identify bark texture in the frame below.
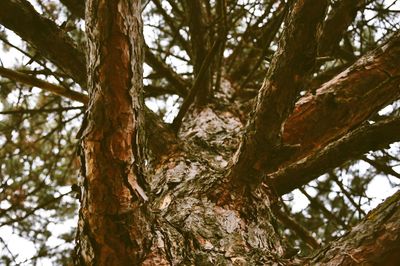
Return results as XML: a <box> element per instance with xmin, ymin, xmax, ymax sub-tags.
<box><xmin>76</xmin><ymin>1</ymin><xmax>150</xmax><ymax>264</ymax></box>
<box><xmin>228</xmin><ymin>0</ymin><xmax>328</xmax><ymax>192</ymax></box>
<box><xmin>282</xmin><ymin>31</ymin><xmax>400</xmax><ymax>161</ymax></box>
<box><xmin>74</xmin><ymin>1</ymin><xmax>400</xmax><ymax>264</ymax></box>
<box><xmin>308</xmin><ymin>191</ymin><xmax>400</xmax><ymax>265</ymax></box>
<box><xmin>3</xmin><ymin>0</ymin><xmax>398</xmax><ymax>264</ymax></box>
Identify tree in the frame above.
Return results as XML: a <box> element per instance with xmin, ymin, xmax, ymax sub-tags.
<box><xmin>0</xmin><ymin>0</ymin><xmax>400</xmax><ymax>265</ymax></box>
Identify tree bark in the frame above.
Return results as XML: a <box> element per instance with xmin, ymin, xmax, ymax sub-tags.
<box><xmin>75</xmin><ymin>1</ymin><xmax>150</xmax><ymax>264</ymax></box>
<box><xmin>3</xmin><ymin>1</ymin><xmax>399</xmax><ymax>265</ymax></box>
<box><xmin>307</xmin><ymin>191</ymin><xmax>400</xmax><ymax>265</ymax></box>
<box><xmin>74</xmin><ymin>1</ymin><xmax>400</xmax><ymax>264</ymax></box>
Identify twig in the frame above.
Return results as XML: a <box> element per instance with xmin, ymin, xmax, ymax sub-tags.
<box><xmin>299</xmin><ymin>187</ymin><xmax>349</xmax><ymax>229</ymax></box>
<box><xmin>273</xmin><ymin>204</ymin><xmax>321</xmax><ymax>250</ymax></box>
<box><xmin>330</xmin><ymin>172</ymin><xmax>366</xmax><ymax>216</ymax></box>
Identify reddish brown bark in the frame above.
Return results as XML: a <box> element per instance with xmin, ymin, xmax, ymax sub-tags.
<box><xmin>1</xmin><ymin>1</ymin><xmax>400</xmax><ymax>265</ymax></box>
<box><xmin>228</xmin><ymin>0</ymin><xmax>328</xmax><ymax>189</ymax></box>
<box><xmin>307</xmin><ymin>191</ymin><xmax>400</xmax><ymax>265</ymax></box>
<box><xmin>283</xmin><ymin>32</ymin><xmax>400</xmax><ymax>162</ymax></box>
<box><xmin>270</xmin><ymin>116</ymin><xmax>400</xmax><ymax>195</ymax></box>
<box><xmin>75</xmin><ymin>1</ymin><xmax>150</xmax><ymax>264</ymax></box>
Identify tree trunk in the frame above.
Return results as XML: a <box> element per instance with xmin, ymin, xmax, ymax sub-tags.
<box><xmin>73</xmin><ymin>1</ymin><xmax>400</xmax><ymax>265</ymax></box>
<box><xmin>75</xmin><ymin>0</ymin><xmax>285</xmax><ymax>264</ymax></box>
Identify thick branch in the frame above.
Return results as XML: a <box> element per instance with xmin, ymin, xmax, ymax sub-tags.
<box><xmin>228</xmin><ymin>0</ymin><xmax>328</xmax><ymax>185</ymax></box>
<box><xmin>305</xmin><ymin>190</ymin><xmax>400</xmax><ymax>265</ymax></box>
<box><xmin>283</xmin><ymin>31</ymin><xmax>400</xmax><ymax>161</ymax></box>
<box><xmin>185</xmin><ymin>0</ymin><xmax>212</xmax><ymax>105</ymax></box>
<box><xmin>60</xmin><ymin>0</ymin><xmax>85</xmax><ymax>18</ymax></box>
<box><xmin>0</xmin><ymin>0</ymin><xmax>86</xmax><ymax>87</ymax></box>
<box><xmin>269</xmin><ymin>116</ymin><xmax>400</xmax><ymax>195</ymax></box>
<box><xmin>319</xmin><ymin>0</ymin><xmax>365</xmax><ymax>58</ymax></box>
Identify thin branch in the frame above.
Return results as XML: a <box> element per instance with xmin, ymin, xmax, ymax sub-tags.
<box><xmin>152</xmin><ymin>0</ymin><xmax>191</xmax><ymax>56</ymax></box>
<box><xmin>272</xmin><ymin>204</ymin><xmax>321</xmax><ymax>250</ymax></box>
<box><xmin>0</xmin><ymin>66</ymin><xmax>88</xmax><ymax>104</ymax></box>
<box><xmin>0</xmin><ymin>191</ymin><xmax>71</xmax><ymax>227</ymax></box>
<box><xmin>145</xmin><ymin>46</ymin><xmax>189</xmax><ymax>97</ymax></box>
<box><xmin>363</xmin><ymin>156</ymin><xmax>400</xmax><ymax>180</ymax></box>
<box><xmin>172</xmin><ymin>38</ymin><xmax>223</xmax><ymax>131</ymax></box>
<box><xmin>238</xmin><ymin>4</ymin><xmax>287</xmax><ymax>91</ymax></box>
<box><xmin>0</xmin><ymin>237</ymin><xmax>17</xmax><ymax>263</ymax></box>
<box><xmin>232</xmin><ymin>3</ymin><xmax>287</xmax><ymax>84</ymax></box>
<box><xmin>0</xmin><ymin>106</ymin><xmax>83</xmax><ymax>115</ymax></box>
<box><xmin>0</xmin><ymin>35</ymin><xmax>71</xmax><ymax>87</ymax></box>
<box><xmin>226</xmin><ymin>1</ymin><xmax>277</xmax><ymax>73</ymax></box>
<box><xmin>330</xmin><ymin>172</ymin><xmax>367</xmax><ymax>216</ymax></box>
<box><xmin>299</xmin><ymin>187</ymin><xmax>349</xmax><ymax>229</ymax></box>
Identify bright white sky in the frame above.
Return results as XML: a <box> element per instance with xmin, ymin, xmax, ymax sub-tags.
<box><xmin>0</xmin><ymin>1</ymin><xmax>400</xmax><ymax>265</ymax></box>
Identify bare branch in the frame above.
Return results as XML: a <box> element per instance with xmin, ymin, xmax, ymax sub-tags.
<box><xmin>228</xmin><ymin>0</ymin><xmax>328</xmax><ymax>185</ymax></box>
<box><xmin>0</xmin><ymin>0</ymin><xmax>86</xmax><ymax>87</ymax></box>
<box><xmin>306</xmin><ymin>191</ymin><xmax>400</xmax><ymax>265</ymax></box>
<box><xmin>0</xmin><ymin>66</ymin><xmax>88</xmax><ymax>104</ymax></box>
<box><xmin>319</xmin><ymin>0</ymin><xmax>365</xmax><ymax>58</ymax></box>
<box><xmin>269</xmin><ymin>116</ymin><xmax>400</xmax><ymax>195</ymax></box>
<box><xmin>60</xmin><ymin>0</ymin><xmax>85</xmax><ymax>18</ymax></box>
<box><xmin>144</xmin><ymin>46</ymin><xmax>189</xmax><ymax>97</ymax></box>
